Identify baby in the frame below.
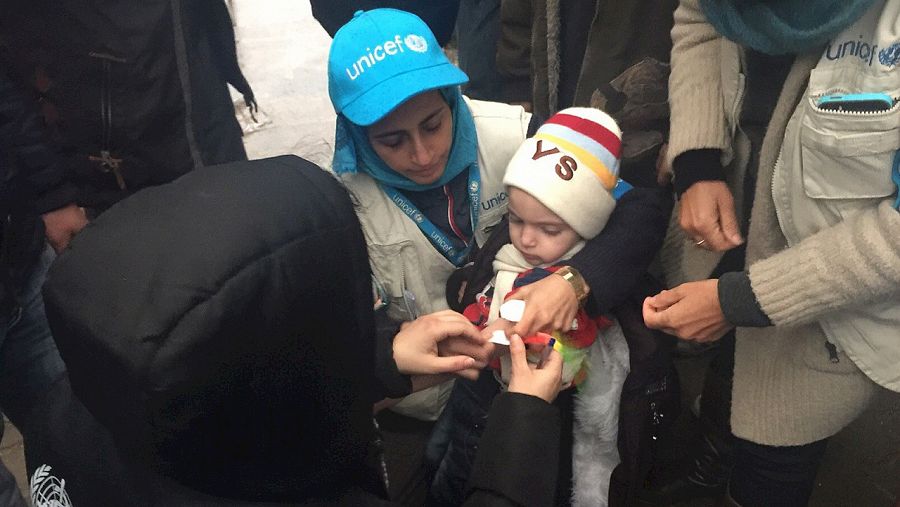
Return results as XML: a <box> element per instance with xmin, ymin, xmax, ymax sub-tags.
<box><xmin>463</xmin><ymin>106</ymin><xmax>629</xmax><ymax>387</ymax></box>
<box><xmin>427</xmin><ymin>107</ymin><xmax>633</xmax><ymax>506</ymax></box>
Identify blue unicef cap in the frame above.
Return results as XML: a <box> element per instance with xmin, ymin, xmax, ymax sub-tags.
<box><xmin>327</xmin><ymin>9</ymin><xmax>469</xmax><ymax>126</ymax></box>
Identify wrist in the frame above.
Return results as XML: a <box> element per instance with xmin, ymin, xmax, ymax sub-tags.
<box><xmin>673</xmin><ymin>149</ymin><xmax>726</xmax><ymax>196</ymax></box>
<box><xmin>554</xmin><ymin>265</ymin><xmax>590</xmax><ymax>303</ymax></box>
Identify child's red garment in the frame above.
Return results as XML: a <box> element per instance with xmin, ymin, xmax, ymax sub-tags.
<box><xmin>463</xmin><ymin>266</ymin><xmax>613</xmax><ymax>386</ymax></box>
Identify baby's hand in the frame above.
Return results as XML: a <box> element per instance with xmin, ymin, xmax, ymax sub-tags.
<box><xmin>507</xmin><ymin>334</ymin><xmax>563</xmax><ymax>404</ymax></box>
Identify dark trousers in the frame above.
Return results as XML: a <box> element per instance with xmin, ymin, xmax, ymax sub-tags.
<box><xmin>456</xmin><ymin>0</ymin><xmax>504</xmax><ymax>102</ymax></box>
<box><xmin>730</xmin><ymin>437</ymin><xmax>828</xmax><ymax>507</ymax></box>
<box><xmin>425</xmin><ymin>371</ymin><xmax>499</xmax><ymax>506</ymax></box>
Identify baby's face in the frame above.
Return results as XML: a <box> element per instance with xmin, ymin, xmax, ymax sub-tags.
<box><xmin>507</xmin><ymin>187</ymin><xmax>581</xmax><ymax>266</ymax></box>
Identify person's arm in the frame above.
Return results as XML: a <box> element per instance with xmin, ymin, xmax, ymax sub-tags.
<box><xmin>508</xmin><ymin>186</ymin><xmax>672</xmax><ymax>337</ymax></box>
<box><xmin>0</xmin><ymin>71</ymin><xmax>85</xmax><ymax>251</ymax></box>
<box><xmin>464</xmin><ymin>334</ymin><xmax>562</xmax><ymax>506</ymax></box>
<box><xmin>644</xmin><ymin>201</ymin><xmax>900</xmax><ymax>341</ymax></box>
<box><xmin>746</xmin><ymin>200</ymin><xmax>900</xmax><ymax>327</ymax></box>
<box><xmin>373</xmin><ymin>306</ymin><xmax>495</xmax><ymax>410</ymax></box>
<box><xmin>569</xmin><ymin>185</ymin><xmax>673</xmax><ymax>313</ymax></box>
<box><xmin>387</xmin><ymin>310</ymin><xmax>492</xmax><ymax>378</ymax></box>
<box><xmin>667</xmin><ymin>0</ymin><xmax>743</xmax><ymax>252</ymax></box>
<box><xmin>463</xmin><ymin>393</ymin><xmax>560</xmax><ymax>506</ymax></box>
<box><xmin>666</xmin><ymin>0</ymin><xmax>731</xmax><ymax>168</ymax></box>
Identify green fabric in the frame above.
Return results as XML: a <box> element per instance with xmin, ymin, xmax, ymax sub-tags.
<box><xmin>700</xmin><ymin>0</ymin><xmax>877</xmax><ymax>55</ymax></box>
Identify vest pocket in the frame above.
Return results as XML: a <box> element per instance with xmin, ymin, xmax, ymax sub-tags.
<box><xmin>800</xmin><ymin>99</ymin><xmax>900</xmax><ymax>201</ymax></box>
<box><xmin>367</xmin><ymin>241</ymin><xmax>417</xmax><ymax>322</ymax></box>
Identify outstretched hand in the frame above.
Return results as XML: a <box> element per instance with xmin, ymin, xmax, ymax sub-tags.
<box><xmin>507</xmin><ymin>274</ymin><xmax>579</xmax><ymax>338</ymax></box>
<box><xmin>507</xmin><ymin>333</ymin><xmax>563</xmax><ymax>404</ymax></box>
<box><xmin>642</xmin><ymin>279</ymin><xmax>733</xmax><ymax>343</ymax></box>
<box><xmin>679</xmin><ymin>181</ymin><xmax>743</xmax><ymax>252</ymax></box>
<box><xmin>393</xmin><ymin>310</ymin><xmax>488</xmax><ymax>379</ymax></box>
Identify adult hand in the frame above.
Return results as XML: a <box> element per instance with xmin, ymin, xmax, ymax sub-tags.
<box><xmin>507</xmin><ymin>334</ymin><xmax>563</xmax><ymax>404</ymax></box>
<box><xmin>507</xmin><ymin>274</ymin><xmax>580</xmax><ymax>337</ymax></box>
<box><xmin>642</xmin><ymin>279</ymin><xmax>733</xmax><ymax>343</ymax></box>
<box><xmin>393</xmin><ymin>310</ymin><xmax>484</xmax><ymax>377</ymax></box>
<box><xmin>679</xmin><ymin>181</ymin><xmax>743</xmax><ymax>252</ymax></box>
<box><xmin>42</xmin><ymin>203</ymin><xmax>88</xmax><ymax>253</ymax></box>
<box><xmin>437</xmin><ymin>323</ymin><xmax>497</xmax><ymax>381</ymax></box>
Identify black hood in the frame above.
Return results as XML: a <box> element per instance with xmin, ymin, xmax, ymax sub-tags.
<box><xmin>43</xmin><ymin>155</ymin><xmax>379</xmax><ymax>502</ymax></box>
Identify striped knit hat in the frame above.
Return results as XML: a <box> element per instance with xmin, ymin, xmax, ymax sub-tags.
<box><xmin>503</xmin><ymin>107</ymin><xmax>624</xmax><ymax>239</ymax></box>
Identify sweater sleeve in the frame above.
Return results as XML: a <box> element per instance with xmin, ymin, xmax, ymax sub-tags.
<box><xmin>718</xmin><ymin>271</ymin><xmax>771</xmax><ymax>327</ymax></box>
<box><xmin>566</xmin><ymin>186</ymin><xmax>673</xmax><ymax>314</ymax></box>
<box><xmin>749</xmin><ymin>201</ymin><xmax>900</xmax><ymax>327</ymax></box>
<box><xmin>665</xmin><ymin>0</ymin><xmax>731</xmax><ymax>169</ymax></box>
<box><xmin>672</xmin><ymin>148</ymin><xmax>726</xmax><ymax>196</ymax></box>
<box><xmin>465</xmin><ymin>392</ymin><xmax>560</xmax><ymax>507</ymax></box>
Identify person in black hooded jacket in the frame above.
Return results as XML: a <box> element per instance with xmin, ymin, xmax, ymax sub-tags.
<box><xmin>40</xmin><ymin>155</ymin><xmax>566</xmax><ymax>506</ymax></box>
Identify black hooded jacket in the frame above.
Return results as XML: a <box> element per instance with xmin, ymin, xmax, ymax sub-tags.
<box><xmin>42</xmin><ymin>156</ymin><xmax>560</xmax><ymax>506</ymax></box>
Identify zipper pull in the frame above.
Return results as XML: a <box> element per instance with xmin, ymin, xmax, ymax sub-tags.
<box><xmin>824</xmin><ymin>341</ymin><xmax>840</xmax><ymax>364</ymax></box>
<box><xmin>88</xmin><ymin>151</ymin><xmax>127</xmax><ymax>190</ymax></box>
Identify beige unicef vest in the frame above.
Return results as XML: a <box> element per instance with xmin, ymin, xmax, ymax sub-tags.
<box><xmin>342</xmin><ymin>98</ymin><xmax>531</xmax><ymax>419</ymax></box>
<box><xmin>772</xmin><ymin>0</ymin><xmax>900</xmax><ymax>391</ymax></box>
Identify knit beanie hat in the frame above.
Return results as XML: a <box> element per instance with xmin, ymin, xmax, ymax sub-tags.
<box><xmin>503</xmin><ymin>107</ymin><xmax>624</xmax><ymax>239</ymax></box>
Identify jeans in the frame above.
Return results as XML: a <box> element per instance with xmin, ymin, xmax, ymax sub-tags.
<box><xmin>456</xmin><ymin>0</ymin><xmax>504</xmax><ymax>102</ymax></box>
<box><xmin>425</xmin><ymin>370</ymin><xmax>500</xmax><ymax>506</ymax></box>
<box><xmin>729</xmin><ymin>437</ymin><xmax>828</xmax><ymax>507</ymax></box>
<box><xmin>0</xmin><ymin>246</ymin><xmax>65</xmax><ymax>471</ymax></box>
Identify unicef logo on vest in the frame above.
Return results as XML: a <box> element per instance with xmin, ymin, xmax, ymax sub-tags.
<box><xmin>404</xmin><ymin>34</ymin><xmax>428</xmax><ymax>53</ymax></box>
<box><xmin>879</xmin><ymin>41</ymin><xmax>900</xmax><ymax>68</ymax></box>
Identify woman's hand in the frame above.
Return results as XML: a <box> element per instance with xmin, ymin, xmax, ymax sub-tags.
<box><xmin>507</xmin><ymin>274</ymin><xmax>579</xmax><ymax>337</ymax></box>
<box><xmin>393</xmin><ymin>310</ymin><xmax>491</xmax><ymax>379</ymax></box>
<box><xmin>679</xmin><ymin>181</ymin><xmax>743</xmax><ymax>252</ymax></box>
<box><xmin>642</xmin><ymin>279</ymin><xmax>733</xmax><ymax>342</ymax></box>
<box><xmin>507</xmin><ymin>334</ymin><xmax>563</xmax><ymax>404</ymax></box>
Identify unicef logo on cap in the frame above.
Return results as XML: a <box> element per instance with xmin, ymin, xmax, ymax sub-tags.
<box><xmin>404</xmin><ymin>34</ymin><xmax>428</xmax><ymax>53</ymax></box>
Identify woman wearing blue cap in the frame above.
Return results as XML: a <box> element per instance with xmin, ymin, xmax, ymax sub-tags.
<box><xmin>326</xmin><ymin>7</ymin><xmax>672</xmax><ymax>503</ymax></box>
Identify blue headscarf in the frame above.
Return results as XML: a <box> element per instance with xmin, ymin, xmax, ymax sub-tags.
<box><xmin>332</xmin><ymin>87</ymin><xmax>478</xmax><ymax>192</ymax></box>
<box><xmin>700</xmin><ymin>0</ymin><xmax>877</xmax><ymax>55</ymax></box>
